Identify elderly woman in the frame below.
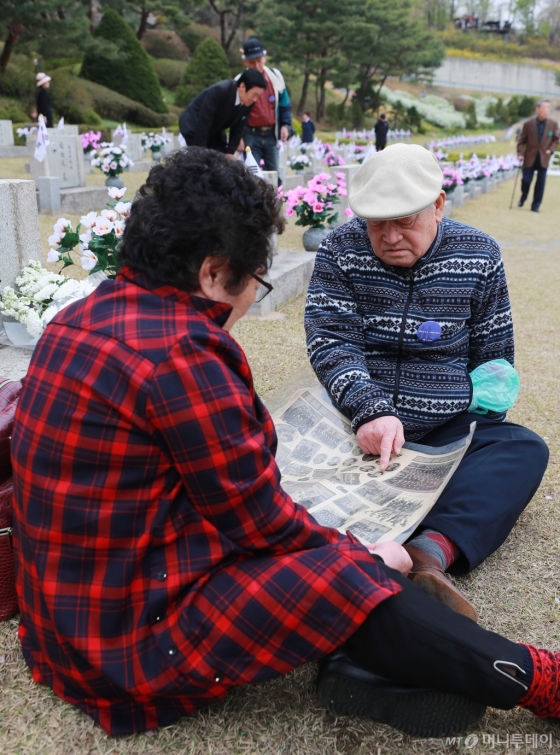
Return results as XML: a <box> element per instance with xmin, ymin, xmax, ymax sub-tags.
<box><xmin>12</xmin><ymin>149</ymin><xmax>560</xmax><ymax>739</ymax></box>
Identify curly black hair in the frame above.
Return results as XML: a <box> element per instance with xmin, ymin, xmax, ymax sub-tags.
<box><xmin>118</xmin><ymin>147</ymin><xmax>285</xmax><ymax>293</ymax></box>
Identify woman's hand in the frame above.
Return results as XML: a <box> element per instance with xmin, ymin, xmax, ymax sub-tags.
<box><xmin>365</xmin><ymin>541</ymin><xmax>412</xmax><ymax>575</ymax></box>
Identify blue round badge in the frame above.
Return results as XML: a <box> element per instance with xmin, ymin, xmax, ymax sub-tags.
<box><xmin>417</xmin><ymin>321</ymin><xmax>442</xmax><ymax>343</ymax></box>
<box><xmin>268</xmin><ymin>95</ymin><xmax>276</xmax><ymax>103</ymax></box>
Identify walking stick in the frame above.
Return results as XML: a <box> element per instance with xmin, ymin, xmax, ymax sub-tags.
<box><xmin>509</xmin><ymin>165</ymin><xmax>521</xmax><ymax>209</ymax></box>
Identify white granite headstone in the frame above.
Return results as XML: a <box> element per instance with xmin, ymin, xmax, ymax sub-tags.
<box><xmin>0</xmin><ymin>120</ymin><xmax>14</xmax><ymax>147</ymax></box>
<box><xmin>29</xmin><ymin>134</ymin><xmax>85</xmax><ymax>189</ymax></box>
<box><xmin>126</xmin><ymin>133</ymin><xmax>143</xmax><ymax>162</ymax></box>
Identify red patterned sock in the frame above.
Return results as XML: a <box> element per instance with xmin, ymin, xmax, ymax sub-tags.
<box><xmin>518</xmin><ymin>644</ymin><xmax>560</xmax><ymax>719</ymax></box>
<box><xmin>407</xmin><ymin>529</ymin><xmax>460</xmax><ymax>570</ymax></box>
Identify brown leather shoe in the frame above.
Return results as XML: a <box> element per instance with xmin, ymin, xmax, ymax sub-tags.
<box><xmin>403</xmin><ymin>545</ymin><xmax>478</xmax><ymax>623</ymax></box>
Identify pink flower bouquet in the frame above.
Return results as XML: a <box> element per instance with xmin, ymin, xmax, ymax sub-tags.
<box><xmin>280</xmin><ymin>172</ymin><xmax>351</xmax><ymax>228</ymax></box>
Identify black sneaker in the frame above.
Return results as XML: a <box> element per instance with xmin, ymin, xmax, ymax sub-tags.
<box><xmin>518</xmin><ymin>199</ymin><xmax>525</xmax><ymax>207</ymax></box>
<box><xmin>316</xmin><ymin>649</ymin><xmax>486</xmax><ymax>738</ymax></box>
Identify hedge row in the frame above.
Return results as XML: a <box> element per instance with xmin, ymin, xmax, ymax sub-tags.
<box><xmin>152</xmin><ymin>58</ymin><xmax>188</xmax><ymax>91</ymax></box>
<box><xmin>80</xmin><ymin>79</ymin><xmax>177</xmax><ymax>127</ymax></box>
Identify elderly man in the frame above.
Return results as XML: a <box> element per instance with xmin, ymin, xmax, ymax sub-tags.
<box><xmin>238</xmin><ymin>37</ymin><xmax>292</xmax><ymax>173</ymax></box>
<box><xmin>305</xmin><ymin>143</ymin><xmax>548</xmax><ymax>621</ymax></box>
<box><xmin>517</xmin><ymin>99</ymin><xmax>559</xmax><ymax>212</ymax></box>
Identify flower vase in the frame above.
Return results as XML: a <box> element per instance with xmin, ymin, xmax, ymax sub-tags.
<box><xmin>302</xmin><ymin>227</ymin><xmax>331</xmax><ymax>252</ymax></box>
<box><xmin>3</xmin><ymin>322</ymin><xmax>40</xmax><ymax>349</ymax></box>
<box><xmin>151</xmin><ymin>149</ymin><xmax>162</xmax><ymax>162</ymax></box>
<box><xmin>105</xmin><ymin>175</ymin><xmax>124</xmax><ymax>190</ymax></box>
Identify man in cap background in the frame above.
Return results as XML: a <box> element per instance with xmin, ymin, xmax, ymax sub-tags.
<box><xmin>305</xmin><ymin>143</ymin><xmax>548</xmax><ymax>621</ymax></box>
<box><xmin>238</xmin><ymin>37</ymin><xmax>292</xmax><ymax>173</ymax></box>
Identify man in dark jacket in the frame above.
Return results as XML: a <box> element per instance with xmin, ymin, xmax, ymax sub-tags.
<box><xmin>305</xmin><ymin>143</ymin><xmax>548</xmax><ymax>621</ymax></box>
<box><xmin>517</xmin><ymin>99</ymin><xmax>559</xmax><ymax>212</ymax></box>
<box><xmin>179</xmin><ymin>69</ymin><xmax>266</xmax><ymax>155</ymax></box>
<box><xmin>374</xmin><ymin>113</ymin><xmax>389</xmax><ymax>151</ymax></box>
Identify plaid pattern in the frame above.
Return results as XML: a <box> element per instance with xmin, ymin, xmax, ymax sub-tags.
<box><xmin>12</xmin><ymin>267</ymin><xmax>399</xmax><ymax>735</ymax></box>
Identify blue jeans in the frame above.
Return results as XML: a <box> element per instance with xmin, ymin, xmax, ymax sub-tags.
<box><xmin>244</xmin><ymin>127</ymin><xmax>279</xmax><ymax>173</ymax></box>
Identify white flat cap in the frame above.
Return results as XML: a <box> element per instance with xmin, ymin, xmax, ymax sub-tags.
<box><xmin>349</xmin><ymin>143</ymin><xmax>443</xmax><ymax>220</ymax></box>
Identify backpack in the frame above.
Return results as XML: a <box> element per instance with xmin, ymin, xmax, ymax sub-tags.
<box><xmin>0</xmin><ymin>377</ymin><xmax>22</xmax><ymax>621</ymax></box>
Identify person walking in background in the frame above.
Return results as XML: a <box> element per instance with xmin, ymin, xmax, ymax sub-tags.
<box><xmin>35</xmin><ymin>72</ymin><xmax>53</xmax><ymax>128</ymax></box>
<box><xmin>374</xmin><ymin>113</ymin><xmax>389</xmax><ymax>151</ymax></box>
<box><xmin>179</xmin><ymin>69</ymin><xmax>266</xmax><ymax>156</ymax></box>
<box><xmin>302</xmin><ymin>111</ymin><xmax>315</xmax><ymax>144</ymax></box>
<box><xmin>517</xmin><ymin>99</ymin><xmax>559</xmax><ymax>212</ymax></box>
<box><xmin>238</xmin><ymin>37</ymin><xmax>292</xmax><ymax>172</ymax></box>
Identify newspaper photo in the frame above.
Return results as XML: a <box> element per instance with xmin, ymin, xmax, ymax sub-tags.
<box><xmin>271</xmin><ymin>384</ymin><xmax>475</xmax><ymax>545</ymax></box>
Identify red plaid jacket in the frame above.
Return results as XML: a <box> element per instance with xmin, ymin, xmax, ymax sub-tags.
<box><xmin>12</xmin><ymin>267</ymin><xmax>400</xmax><ymax>735</ymax></box>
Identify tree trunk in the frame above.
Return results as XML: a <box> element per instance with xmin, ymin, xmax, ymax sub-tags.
<box><xmin>0</xmin><ymin>23</ymin><xmax>21</xmax><ymax>73</ymax></box>
<box><xmin>136</xmin><ymin>7</ymin><xmax>150</xmax><ymax>40</ymax></box>
<box><xmin>316</xmin><ymin>68</ymin><xmax>328</xmax><ymax>122</ymax></box>
<box><xmin>297</xmin><ymin>71</ymin><xmax>310</xmax><ymax>116</ymax></box>
<box><xmin>88</xmin><ymin>0</ymin><xmax>103</xmax><ymax>32</ymax></box>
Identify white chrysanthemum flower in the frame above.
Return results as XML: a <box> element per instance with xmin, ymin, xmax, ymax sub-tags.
<box><xmin>52</xmin><ymin>279</ymin><xmax>81</xmax><ymax>300</ymax></box>
<box><xmin>46</xmin><ymin>249</ymin><xmax>60</xmax><ymax>263</ymax></box>
<box><xmin>107</xmin><ymin>186</ymin><xmax>127</xmax><ymax>199</ymax></box>
<box><xmin>41</xmin><ymin>304</ymin><xmax>59</xmax><ymax>326</ymax></box>
<box><xmin>81</xmin><ymin>249</ymin><xmax>98</xmax><ymax>270</ymax></box>
<box><xmin>110</xmin><ymin>161</ymin><xmax>118</xmax><ymax>171</ymax></box>
<box><xmin>112</xmin><ymin>147</ymin><xmax>122</xmax><ymax>155</ymax></box>
<box><xmin>33</xmin><ymin>282</ymin><xmax>60</xmax><ymax>302</ymax></box>
<box><xmin>24</xmin><ymin>309</ymin><xmax>43</xmax><ymax>338</ymax></box>
<box><xmin>80</xmin><ymin>211</ymin><xmax>98</xmax><ymax>229</ymax></box>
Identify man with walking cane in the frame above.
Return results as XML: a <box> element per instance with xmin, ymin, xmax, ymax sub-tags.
<box><xmin>516</xmin><ymin>100</ymin><xmax>559</xmax><ymax>212</ymax></box>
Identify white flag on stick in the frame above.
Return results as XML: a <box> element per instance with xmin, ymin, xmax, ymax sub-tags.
<box><xmin>244</xmin><ymin>146</ymin><xmax>263</xmax><ymax>178</ymax></box>
<box><xmin>34</xmin><ymin>115</ymin><xmax>50</xmax><ymax>163</ymax></box>
<box><xmin>122</xmin><ymin>122</ymin><xmax>128</xmax><ymax>144</ymax></box>
<box><xmin>178</xmin><ymin>133</ymin><xmax>187</xmax><ymax>149</ymax></box>
<box><xmin>57</xmin><ymin>116</ymin><xmax>65</xmax><ymax>129</ymax></box>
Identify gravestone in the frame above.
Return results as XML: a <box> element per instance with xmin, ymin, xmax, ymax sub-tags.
<box><xmin>126</xmin><ymin>133</ymin><xmax>144</xmax><ymax>162</ymax></box>
<box><xmin>0</xmin><ymin>120</ymin><xmax>14</xmax><ymax>146</ymax></box>
<box><xmin>47</xmin><ymin>125</ymin><xmax>79</xmax><ymax>137</ymax></box>
<box><xmin>0</xmin><ymin>180</ymin><xmax>42</xmax><ymax>303</ymax></box>
<box><xmin>29</xmin><ymin>134</ymin><xmax>86</xmax><ymax>189</ymax></box>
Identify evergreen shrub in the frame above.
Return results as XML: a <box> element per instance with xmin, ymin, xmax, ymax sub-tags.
<box><xmin>50</xmin><ymin>72</ymin><xmax>101</xmax><ymax>125</ymax></box>
<box><xmin>0</xmin><ymin>97</ymin><xmax>28</xmax><ymax>122</ymax></box>
<box><xmin>80</xmin><ymin>10</ymin><xmax>167</xmax><ymax>114</ymax></box>
<box><xmin>153</xmin><ymin>59</ymin><xmax>188</xmax><ymax>90</ymax></box>
<box><xmin>143</xmin><ymin>36</ymin><xmax>183</xmax><ymax>60</ymax></box>
<box><xmin>81</xmin><ymin>79</ymin><xmax>176</xmax><ymax>126</ymax></box>
<box><xmin>174</xmin><ymin>38</ymin><xmax>231</xmax><ymax>108</ymax></box>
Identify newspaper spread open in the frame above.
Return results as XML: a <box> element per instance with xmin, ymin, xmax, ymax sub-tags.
<box><xmin>271</xmin><ymin>383</ymin><xmax>475</xmax><ymax>545</ymax></box>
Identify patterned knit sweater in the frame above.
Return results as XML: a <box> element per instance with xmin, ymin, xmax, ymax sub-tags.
<box><xmin>304</xmin><ymin>216</ymin><xmax>514</xmax><ymax>440</ymax></box>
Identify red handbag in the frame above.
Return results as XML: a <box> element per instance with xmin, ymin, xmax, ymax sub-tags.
<box><xmin>0</xmin><ymin>377</ymin><xmax>22</xmax><ymax>621</ymax></box>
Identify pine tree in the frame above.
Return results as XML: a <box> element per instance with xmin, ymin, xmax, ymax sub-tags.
<box><xmin>80</xmin><ymin>9</ymin><xmax>167</xmax><ymax>114</ymax></box>
<box><xmin>174</xmin><ymin>38</ymin><xmax>231</xmax><ymax>108</ymax></box>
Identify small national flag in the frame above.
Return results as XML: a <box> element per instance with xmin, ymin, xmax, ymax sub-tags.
<box><xmin>244</xmin><ymin>146</ymin><xmax>263</xmax><ymax>178</ymax></box>
<box><xmin>57</xmin><ymin>117</ymin><xmax>65</xmax><ymax>129</ymax></box>
<box><xmin>34</xmin><ymin>115</ymin><xmax>50</xmax><ymax>163</ymax></box>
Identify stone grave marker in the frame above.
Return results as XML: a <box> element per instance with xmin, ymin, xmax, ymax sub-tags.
<box><xmin>0</xmin><ymin>180</ymin><xmax>42</xmax><ymax>304</ymax></box>
<box><xmin>126</xmin><ymin>133</ymin><xmax>144</xmax><ymax>162</ymax></box>
<box><xmin>29</xmin><ymin>134</ymin><xmax>85</xmax><ymax>189</ymax></box>
<box><xmin>0</xmin><ymin>120</ymin><xmax>14</xmax><ymax>146</ymax></box>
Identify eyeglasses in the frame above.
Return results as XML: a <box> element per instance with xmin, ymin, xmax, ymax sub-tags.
<box><xmin>248</xmin><ymin>270</ymin><xmax>273</xmax><ymax>302</ymax></box>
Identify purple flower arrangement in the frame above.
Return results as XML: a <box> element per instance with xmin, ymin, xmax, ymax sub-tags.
<box><xmin>279</xmin><ymin>172</ymin><xmax>353</xmax><ymax>229</ymax></box>
<box><xmin>81</xmin><ymin>131</ymin><xmax>102</xmax><ymax>154</ymax></box>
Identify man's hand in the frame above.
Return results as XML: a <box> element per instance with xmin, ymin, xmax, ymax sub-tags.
<box><xmin>225</xmin><ymin>153</ymin><xmax>236</xmax><ymax>161</ymax></box>
<box><xmin>366</xmin><ymin>541</ymin><xmax>412</xmax><ymax>575</ymax></box>
<box><xmin>356</xmin><ymin>416</ymin><xmax>404</xmax><ymax>471</ymax></box>
<box><xmin>280</xmin><ymin>125</ymin><xmax>289</xmax><ymax>142</ymax></box>
<box><xmin>546</xmin><ymin>149</ymin><xmax>551</xmax><ymax>155</ymax></box>
<box><xmin>237</xmin><ymin>138</ymin><xmax>245</xmax><ymax>152</ymax></box>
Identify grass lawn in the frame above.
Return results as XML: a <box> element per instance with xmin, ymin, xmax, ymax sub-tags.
<box><xmin>1</xmin><ymin>164</ymin><xmax>560</xmax><ymax>755</ymax></box>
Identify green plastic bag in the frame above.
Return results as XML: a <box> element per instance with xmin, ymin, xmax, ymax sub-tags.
<box><xmin>468</xmin><ymin>359</ymin><xmax>520</xmax><ymax>415</ymax></box>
